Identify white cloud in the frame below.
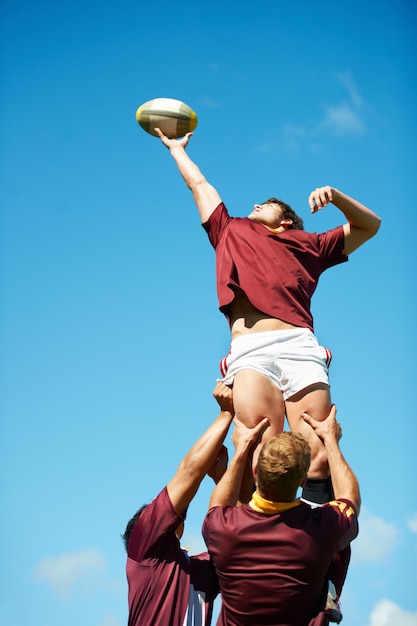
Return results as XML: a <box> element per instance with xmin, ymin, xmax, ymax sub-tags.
<box><xmin>407</xmin><ymin>512</ymin><xmax>417</xmax><ymax>533</ymax></box>
<box><xmin>320</xmin><ymin>102</ymin><xmax>365</xmax><ymax>136</ymax></box>
<box><xmin>98</xmin><ymin>616</ymin><xmax>123</xmax><ymax>626</ymax></box>
<box><xmin>280</xmin><ymin>72</ymin><xmax>367</xmax><ymax>154</ymax></box>
<box><xmin>353</xmin><ymin>514</ymin><xmax>398</xmax><ymax>564</ymax></box>
<box><xmin>197</xmin><ymin>96</ymin><xmax>222</xmax><ymax>108</ymax></box>
<box><xmin>321</xmin><ymin>72</ymin><xmax>367</xmax><ymax>136</ymax></box>
<box><xmin>336</xmin><ymin>71</ymin><xmax>365</xmax><ymax>108</ymax></box>
<box><xmin>34</xmin><ymin>547</ymin><xmax>107</xmax><ymax>600</ymax></box>
<box><xmin>367</xmin><ymin>599</ymin><xmax>417</xmax><ymax>626</ymax></box>
<box><xmin>254</xmin><ymin>139</ymin><xmax>278</xmax><ymax>155</ymax></box>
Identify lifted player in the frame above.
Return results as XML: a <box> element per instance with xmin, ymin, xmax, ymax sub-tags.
<box><xmin>155</xmin><ymin>128</ymin><xmax>380</xmax><ymax>508</ymax></box>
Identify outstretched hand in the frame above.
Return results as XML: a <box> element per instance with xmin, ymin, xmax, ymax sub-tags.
<box><xmin>154</xmin><ymin>127</ymin><xmax>193</xmax><ymax>150</ymax></box>
<box><xmin>302</xmin><ymin>405</ymin><xmax>342</xmax><ymax>444</ymax></box>
<box><xmin>308</xmin><ymin>186</ymin><xmax>337</xmax><ymax>213</ymax></box>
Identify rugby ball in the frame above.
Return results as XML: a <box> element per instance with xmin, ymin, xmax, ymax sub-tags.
<box><xmin>135</xmin><ymin>97</ymin><xmax>198</xmax><ymax>138</ymax></box>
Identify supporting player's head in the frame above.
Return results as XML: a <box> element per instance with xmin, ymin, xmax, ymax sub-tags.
<box><xmin>122</xmin><ymin>505</ymin><xmax>185</xmax><ymax>552</ymax></box>
<box><xmin>122</xmin><ymin>505</ymin><xmax>148</xmax><ymax>551</ymax></box>
<box><xmin>248</xmin><ymin>198</ymin><xmax>304</xmax><ymax>231</ymax></box>
<box><xmin>255</xmin><ymin>432</ymin><xmax>311</xmax><ymax>502</ymax></box>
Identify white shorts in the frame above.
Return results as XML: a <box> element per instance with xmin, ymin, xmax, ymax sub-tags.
<box><xmin>220</xmin><ymin>329</ymin><xmax>332</xmax><ymax>401</ymax></box>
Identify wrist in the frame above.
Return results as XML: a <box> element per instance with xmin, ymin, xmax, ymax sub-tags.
<box><xmin>323</xmin><ymin>436</ymin><xmax>342</xmax><ymax>459</ymax></box>
<box><xmin>331</xmin><ymin>187</ymin><xmax>340</xmax><ymax>202</ymax></box>
<box><xmin>323</xmin><ymin>436</ymin><xmax>339</xmax><ymax>451</ymax></box>
<box><xmin>169</xmin><ymin>142</ymin><xmax>185</xmax><ymax>155</ymax></box>
<box><xmin>233</xmin><ymin>442</ymin><xmax>252</xmax><ymax>460</ymax></box>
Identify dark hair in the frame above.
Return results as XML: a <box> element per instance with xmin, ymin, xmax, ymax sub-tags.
<box><xmin>121</xmin><ymin>504</ymin><xmax>148</xmax><ymax>552</ymax></box>
<box><xmin>262</xmin><ymin>197</ymin><xmax>304</xmax><ymax>230</ymax></box>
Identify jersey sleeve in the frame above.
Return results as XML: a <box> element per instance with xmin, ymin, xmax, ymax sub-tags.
<box><xmin>202</xmin><ymin>202</ymin><xmax>232</xmax><ymax>249</ymax></box>
<box><xmin>128</xmin><ymin>487</ymin><xmax>185</xmax><ymax>561</ymax></box>
<box><xmin>318</xmin><ymin>225</ymin><xmax>348</xmax><ymax>270</ymax></box>
<box><xmin>190</xmin><ymin>553</ymin><xmax>220</xmax><ymax>599</ymax></box>
<box><xmin>324</xmin><ymin>498</ymin><xmax>359</xmax><ymax>552</ymax></box>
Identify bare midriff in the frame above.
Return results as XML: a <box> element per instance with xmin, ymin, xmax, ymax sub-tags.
<box><xmin>229</xmin><ymin>291</ymin><xmax>298</xmax><ymax>340</ymax></box>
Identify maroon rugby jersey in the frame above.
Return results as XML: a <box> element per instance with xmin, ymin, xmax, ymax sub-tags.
<box><xmin>203</xmin><ymin>499</ymin><xmax>358</xmax><ymax>626</ymax></box>
<box><xmin>127</xmin><ymin>487</ymin><xmax>219</xmax><ymax>626</ymax></box>
<box><xmin>202</xmin><ymin>203</ymin><xmax>347</xmax><ymax>332</ymax></box>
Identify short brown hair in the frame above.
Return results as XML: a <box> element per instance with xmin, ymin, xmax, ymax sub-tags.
<box><xmin>256</xmin><ymin>432</ymin><xmax>311</xmax><ymax>501</ymax></box>
<box><xmin>262</xmin><ymin>198</ymin><xmax>304</xmax><ymax>230</ymax></box>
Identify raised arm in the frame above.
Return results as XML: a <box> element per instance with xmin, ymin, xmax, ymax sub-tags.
<box><xmin>308</xmin><ymin>186</ymin><xmax>381</xmax><ymax>255</ymax></box>
<box><xmin>302</xmin><ymin>406</ymin><xmax>361</xmax><ymax>513</ymax></box>
<box><xmin>155</xmin><ymin>128</ymin><xmax>222</xmax><ymax>223</ymax></box>
<box><xmin>167</xmin><ymin>381</ymin><xmax>234</xmax><ymax>516</ymax></box>
<box><xmin>208</xmin><ymin>417</ymin><xmax>269</xmax><ymax>510</ymax></box>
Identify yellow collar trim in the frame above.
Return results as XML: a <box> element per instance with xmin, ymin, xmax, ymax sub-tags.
<box><xmin>264</xmin><ymin>225</ymin><xmax>284</xmax><ymax>233</ymax></box>
<box><xmin>249</xmin><ymin>491</ymin><xmax>302</xmax><ymax>514</ymax></box>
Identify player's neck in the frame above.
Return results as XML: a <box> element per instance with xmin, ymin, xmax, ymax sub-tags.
<box><xmin>249</xmin><ymin>491</ymin><xmax>301</xmax><ymax>514</ymax></box>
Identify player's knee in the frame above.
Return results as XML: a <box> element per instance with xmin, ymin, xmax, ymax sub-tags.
<box><xmin>235</xmin><ymin>410</ymin><xmax>263</xmax><ymax>429</ymax></box>
<box><xmin>309</xmin><ymin>446</ymin><xmax>329</xmax><ymax>475</ymax></box>
<box><xmin>235</xmin><ymin>406</ymin><xmax>277</xmax><ymax>430</ymax></box>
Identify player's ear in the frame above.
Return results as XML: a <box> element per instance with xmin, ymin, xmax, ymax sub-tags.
<box><xmin>280</xmin><ymin>218</ymin><xmax>293</xmax><ymax>230</ymax></box>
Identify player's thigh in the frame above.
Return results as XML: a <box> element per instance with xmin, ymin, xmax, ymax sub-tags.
<box><xmin>285</xmin><ymin>384</ymin><xmax>332</xmax><ymax>475</ymax></box>
<box><xmin>233</xmin><ymin>368</ymin><xmax>285</xmax><ymax>433</ymax></box>
<box><xmin>285</xmin><ymin>383</ymin><xmax>332</xmax><ymax>436</ymax></box>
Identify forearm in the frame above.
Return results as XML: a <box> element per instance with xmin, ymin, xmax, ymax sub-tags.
<box><xmin>180</xmin><ymin>410</ymin><xmax>233</xmax><ymax>478</ymax></box>
<box><xmin>169</xmin><ymin>144</ymin><xmax>206</xmax><ymax>190</ymax></box>
<box><xmin>167</xmin><ymin>409</ymin><xmax>233</xmax><ymax>515</ymax></box>
<box><xmin>167</xmin><ymin>144</ymin><xmax>221</xmax><ymax>222</ymax></box>
<box><xmin>209</xmin><ymin>448</ymin><xmax>249</xmax><ymax>509</ymax></box>
<box><xmin>238</xmin><ymin>457</ymin><xmax>256</xmax><ymax>504</ymax></box>
<box><xmin>325</xmin><ymin>439</ymin><xmax>361</xmax><ymax>513</ymax></box>
<box><xmin>333</xmin><ymin>188</ymin><xmax>381</xmax><ymax>232</ymax></box>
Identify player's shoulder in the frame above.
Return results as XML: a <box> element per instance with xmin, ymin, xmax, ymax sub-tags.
<box><xmin>324</xmin><ymin>499</ymin><xmax>358</xmax><ymax>519</ymax></box>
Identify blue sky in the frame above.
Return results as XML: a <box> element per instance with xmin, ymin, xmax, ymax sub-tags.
<box><xmin>1</xmin><ymin>1</ymin><xmax>416</xmax><ymax>625</ymax></box>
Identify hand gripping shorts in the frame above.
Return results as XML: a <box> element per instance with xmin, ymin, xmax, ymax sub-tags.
<box><xmin>220</xmin><ymin>328</ymin><xmax>332</xmax><ymax>401</ymax></box>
